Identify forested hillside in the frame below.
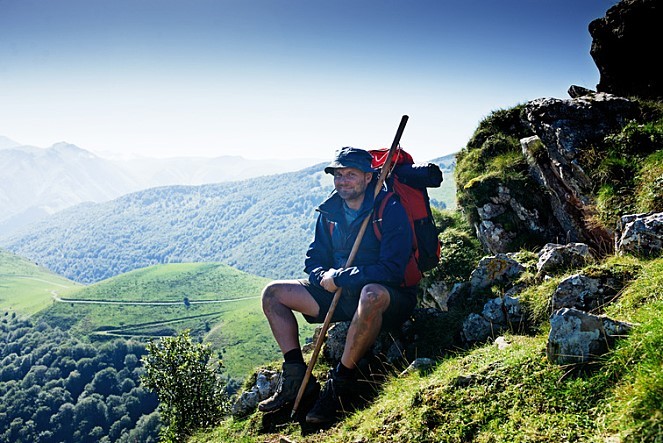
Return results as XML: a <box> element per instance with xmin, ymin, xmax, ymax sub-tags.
<box><xmin>0</xmin><ymin>165</ymin><xmax>332</xmax><ymax>283</ymax></box>
<box><xmin>0</xmin><ymin>316</ymin><xmax>160</xmax><ymax>442</ymax></box>
<box><xmin>0</xmin><ymin>139</ymin><xmax>322</xmax><ymax>237</ymax></box>
<box><xmin>0</xmin><ymin>158</ymin><xmax>455</xmax><ymax>284</ymax></box>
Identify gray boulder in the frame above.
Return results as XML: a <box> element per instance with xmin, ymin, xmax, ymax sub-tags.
<box><xmin>469</xmin><ymin>254</ymin><xmax>525</xmax><ymax>294</ymax></box>
<box><xmin>536</xmin><ymin>242</ymin><xmax>593</xmax><ymax>277</ymax></box>
<box><xmin>547</xmin><ymin>308</ymin><xmax>633</xmax><ymax>365</ymax></box>
<box><xmin>615</xmin><ymin>212</ymin><xmax>663</xmax><ymax>257</ymax></box>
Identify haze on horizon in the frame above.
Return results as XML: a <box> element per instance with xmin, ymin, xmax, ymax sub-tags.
<box><xmin>0</xmin><ymin>0</ymin><xmax>617</xmax><ymax>161</ymax></box>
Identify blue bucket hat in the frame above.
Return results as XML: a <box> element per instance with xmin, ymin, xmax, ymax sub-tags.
<box><xmin>324</xmin><ymin>147</ymin><xmax>376</xmax><ymax>175</ymax></box>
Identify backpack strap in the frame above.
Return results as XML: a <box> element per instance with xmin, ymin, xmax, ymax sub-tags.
<box><xmin>372</xmin><ymin>191</ymin><xmax>395</xmax><ymax>240</ymax></box>
<box><xmin>372</xmin><ymin>190</ymin><xmax>422</xmax><ymax>287</ymax></box>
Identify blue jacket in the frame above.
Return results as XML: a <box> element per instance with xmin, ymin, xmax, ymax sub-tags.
<box><xmin>304</xmin><ymin>181</ymin><xmax>414</xmax><ymax>291</ymax></box>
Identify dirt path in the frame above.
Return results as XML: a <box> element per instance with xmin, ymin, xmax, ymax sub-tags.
<box><xmin>51</xmin><ymin>292</ymin><xmax>259</xmax><ymax>305</ymax></box>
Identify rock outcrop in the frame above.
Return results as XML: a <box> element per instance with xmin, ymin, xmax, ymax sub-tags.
<box><xmin>589</xmin><ymin>0</ymin><xmax>663</xmax><ymax>100</ymax></box>
<box><xmin>462</xmin><ymin>92</ymin><xmax>641</xmax><ymax>255</ymax></box>
<box><xmin>615</xmin><ymin>212</ymin><xmax>663</xmax><ymax>257</ymax></box>
<box><xmin>522</xmin><ymin>93</ymin><xmax>639</xmax><ymax>252</ymax></box>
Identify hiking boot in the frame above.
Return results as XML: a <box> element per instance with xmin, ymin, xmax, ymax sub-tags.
<box><xmin>258</xmin><ymin>362</ymin><xmax>319</xmax><ymax>413</ymax></box>
<box><xmin>305</xmin><ymin>369</ymin><xmax>353</xmax><ymax>424</ymax></box>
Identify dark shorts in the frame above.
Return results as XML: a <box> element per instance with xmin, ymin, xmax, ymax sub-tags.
<box><xmin>299</xmin><ymin>279</ymin><xmax>417</xmax><ymax>331</ymax></box>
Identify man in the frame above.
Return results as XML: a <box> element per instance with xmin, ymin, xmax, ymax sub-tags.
<box><xmin>258</xmin><ymin>146</ymin><xmax>417</xmax><ymax>424</ymax></box>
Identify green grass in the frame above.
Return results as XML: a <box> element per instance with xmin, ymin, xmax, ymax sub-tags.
<box><xmin>634</xmin><ymin>150</ymin><xmax>663</xmax><ymax>213</ymax></box>
<box><xmin>0</xmin><ymin>254</ymin><xmax>316</xmax><ymax>381</ymax></box>
<box><xmin>56</xmin><ymin>262</ymin><xmax>266</xmax><ymax>301</ymax></box>
<box><xmin>192</xmin><ymin>256</ymin><xmax>663</xmax><ymax>443</ymax></box>
<box><xmin>0</xmin><ymin>248</ymin><xmax>81</xmax><ymax>316</ymax></box>
<box><xmin>36</xmin><ymin>262</ymin><xmax>317</xmax><ymax>379</ymax></box>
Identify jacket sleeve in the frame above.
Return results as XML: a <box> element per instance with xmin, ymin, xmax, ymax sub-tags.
<box><xmin>333</xmin><ymin>197</ymin><xmax>412</xmax><ymax>289</ymax></box>
<box><xmin>303</xmin><ymin>213</ymin><xmax>335</xmax><ymax>287</ymax></box>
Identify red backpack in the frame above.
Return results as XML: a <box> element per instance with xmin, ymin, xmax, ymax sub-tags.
<box><xmin>369</xmin><ymin>147</ymin><xmax>443</xmax><ymax>287</ymax></box>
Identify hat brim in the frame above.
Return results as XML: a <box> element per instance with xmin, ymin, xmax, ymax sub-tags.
<box><xmin>324</xmin><ymin>161</ymin><xmax>376</xmax><ymax>175</ymax></box>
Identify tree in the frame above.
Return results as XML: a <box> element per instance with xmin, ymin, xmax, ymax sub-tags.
<box><xmin>73</xmin><ymin>394</ymin><xmax>108</xmax><ymax>435</ymax></box>
<box><xmin>140</xmin><ymin>330</ymin><xmax>228</xmax><ymax>442</ymax></box>
<box><xmin>90</xmin><ymin>367</ymin><xmax>119</xmax><ymax>397</ymax></box>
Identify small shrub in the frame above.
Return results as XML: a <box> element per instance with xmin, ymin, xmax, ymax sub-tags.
<box><xmin>429</xmin><ymin>227</ymin><xmax>483</xmax><ymax>286</ymax></box>
<box><xmin>141</xmin><ymin>330</ymin><xmax>228</xmax><ymax>443</ymax></box>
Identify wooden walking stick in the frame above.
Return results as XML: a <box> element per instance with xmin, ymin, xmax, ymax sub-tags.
<box><xmin>291</xmin><ymin>115</ymin><xmax>409</xmax><ymax>418</ymax></box>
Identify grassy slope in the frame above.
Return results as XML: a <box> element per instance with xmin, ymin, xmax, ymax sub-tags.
<box><xmin>44</xmin><ymin>263</ymin><xmax>316</xmax><ymax>379</ymax></box>
<box><xmin>192</xmin><ymin>256</ymin><xmax>663</xmax><ymax>443</ymax></box>
<box><xmin>0</xmin><ymin>248</ymin><xmax>81</xmax><ymax>315</ymax></box>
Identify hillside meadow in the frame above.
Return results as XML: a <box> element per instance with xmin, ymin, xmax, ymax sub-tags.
<box><xmin>34</xmin><ymin>262</ymin><xmax>316</xmax><ymax>380</ymax></box>
<box><xmin>0</xmin><ymin>251</ymin><xmax>317</xmax><ymax>381</ymax></box>
<box><xmin>0</xmin><ymin>249</ymin><xmax>82</xmax><ymax>316</ymax></box>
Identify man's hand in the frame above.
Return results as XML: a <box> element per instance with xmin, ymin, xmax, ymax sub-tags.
<box><xmin>320</xmin><ymin>268</ymin><xmax>339</xmax><ymax>293</ymax></box>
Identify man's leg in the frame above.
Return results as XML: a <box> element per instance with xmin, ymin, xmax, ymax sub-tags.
<box><xmin>259</xmin><ymin>280</ymin><xmax>321</xmax><ymax>413</ymax></box>
<box><xmin>261</xmin><ymin>280</ymin><xmax>320</xmax><ymax>354</ymax></box>
<box><xmin>306</xmin><ymin>283</ymin><xmax>390</xmax><ymax>424</ymax></box>
<box><xmin>341</xmin><ymin>283</ymin><xmax>391</xmax><ymax>369</ymax></box>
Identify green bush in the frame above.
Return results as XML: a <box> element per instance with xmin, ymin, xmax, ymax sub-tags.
<box><xmin>581</xmin><ymin>114</ymin><xmax>663</xmax><ymax>228</ymax></box>
<box><xmin>427</xmin><ymin>210</ymin><xmax>483</xmax><ymax>286</ymax></box>
<box><xmin>141</xmin><ymin>330</ymin><xmax>229</xmax><ymax>443</ymax></box>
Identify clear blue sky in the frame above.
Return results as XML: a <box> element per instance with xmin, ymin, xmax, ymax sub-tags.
<box><xmin>0</xmin><ymin>0</ymin><xmax>618</xmax><ymax>161</ymax></box>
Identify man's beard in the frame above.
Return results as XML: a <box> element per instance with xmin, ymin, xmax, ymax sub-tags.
<box><xmin>337</xmin><ymin>186</ymin><xmax>364</xmax><ymax>202</ymax></box>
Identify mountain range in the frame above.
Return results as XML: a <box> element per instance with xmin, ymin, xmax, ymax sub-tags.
<box><xmin>0</xmin><ymin>136</ymin><xmax>323</xmax><ymax>236</ymax></box>
<box><xmin>0</xmin><ymin>134</ymin><xmax>455</xmax><ymax>284</ymax></box>
<box><xmin>0</xmin><ymin>164</ymin><xmax>333</xmax><ymax>283</ymax></box>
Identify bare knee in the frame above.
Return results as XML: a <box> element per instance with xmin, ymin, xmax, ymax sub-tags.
<box><xmin>262</xmin><ymin>280</ymin><xmax>316</xmax><ymax>316</ymax></box>
<box><xmin>261</xmin><ymin>281</ymin><xmax>285</xmax><ymax>311</ymax></box>
<box><xmin>358</xmin><ymin>283</ymin><xmax>390</xmax><ymax>313</ymax></box>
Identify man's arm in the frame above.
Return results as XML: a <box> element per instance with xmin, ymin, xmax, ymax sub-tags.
<box><xmin>303</xmin><ymin>214</ymin><xmax>335</xmax><ymax>288</ymax></box>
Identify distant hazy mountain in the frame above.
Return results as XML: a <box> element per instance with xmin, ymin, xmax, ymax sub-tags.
<box><xmin>430</xmin><ymin>153</ymin><xmax>456</xmax><ymax>171</ymax></box>
<box><xmin>0</xmin><ymin>137</ymin><xmax>323</xmax><ymax>236</ymax></box>
<box><xmin>0</xmin><ymin>135</ymin><xmax>21</xmax><ymax>150</ymax></box>
<box><xmin>0</xmin><ymin>142</ymin><xmax>140</xmax><ymax>235</ymax></box>
<box><xmin>111</xmin><ymin>155</ymin><xmax>325</xmax><ymax>187</ymax></box>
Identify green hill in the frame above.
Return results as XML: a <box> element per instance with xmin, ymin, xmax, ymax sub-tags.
<box><xmin>38</xmin><ymin>262</ymin><xmax>316</xmax><ymax>379</ymax></box>
<box><xmin>0</xmin><ymin>248</ymin><xmax>81</xmax><ymax>316</ymax></box>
